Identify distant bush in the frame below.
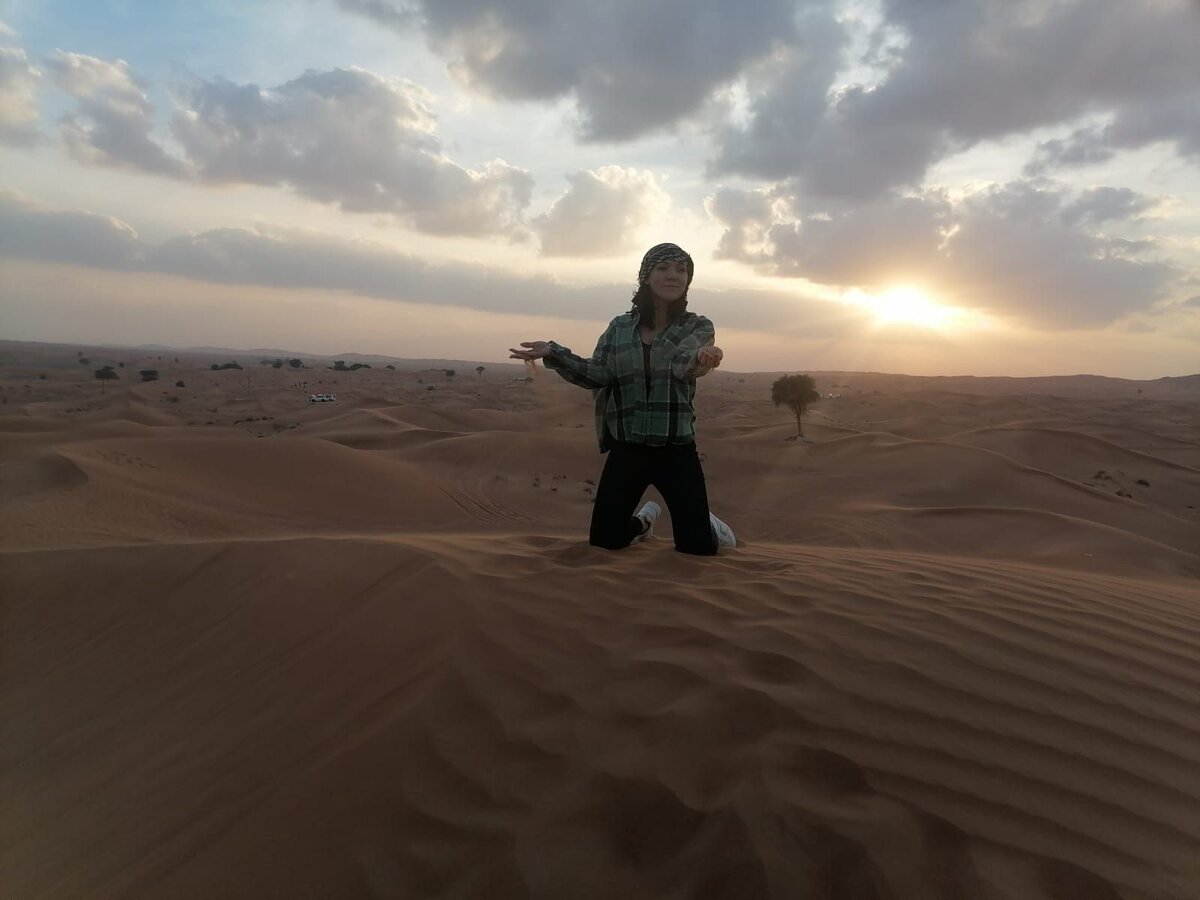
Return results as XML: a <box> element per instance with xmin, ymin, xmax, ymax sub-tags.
<box><xmin>476</xmin><ymin>365</ymin><xmax>485</xmax><ymax>376</ymax></box>
<box><xmin>289</xmin><ymin>358</ymin><xmax>303</xmax><ymax>368</ymax></box>
<box><xmin>94</xmin><ymin>366</ymin><xmax>118</xmax><ymax>381</ymax></box>
<box><xmin>39</xmin><ymin>373</ymin><xmax>47</xmax><ymax>380</ymax></box>
<box><xmin>445</xmin><ymin>369</ymin><xmax>455</xmax><ymax>377</ymax></box>
<box><xmin>175</xmin><ymin>380</ymin><xmax>186</xmax><ymax>388</ymax></box>
<box><xmin>78</xmin><ymin>357</ymin><xmax>90</xmax><ymax>365</ymax></box>
<box><xmin>140</xmin><ymin>370</ymin><xmax>159</xmax><ymax>382</ymax></box>
<box><xmin>118</xmin><ymin>362</ymin><xmax>125</xmax><ymax>368</ymax></box>
<box><xmin>210</xmin><ymin>362</ymin><xmax>243</xmax><ymax>370</ymax></box>
<box><xmin>329</xmin><ymin>360</ymin><xmax>370</xmax><ymax>371</ymax></box>
<box><xmin>386</xmin><ymin>364</ymin><xmax>395</xmax><ymax>370</ymax></box>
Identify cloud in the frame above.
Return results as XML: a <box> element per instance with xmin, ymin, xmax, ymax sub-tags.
<box><xmin>1059</xmin><ymin>186</ymin><xmax>1157</xmax><ymax>228</ymax></box>
<box><xmin>535</xmin><ymin>166</ymin><xmax>669</xmax><ymax>257</ymax></box>
<box><xmin>706</xmin><ymin>186</ymin><xmax>780</xmax><ymax>263</ymax></box>
<box><xmin>0</xmin><ymin>191</ymin><xmax>143</xmax><ymax>267</ymax></box>
<box><xmin>46</xmin><ymin>51</ymin><xmax>185</xmax><ymax>175</ymax></box>
<box><xmin>341</xmin><ymin>0</ymin><xmax>798</xmax><ymax>141</ymax></box>
<box><xmin>0</xmin><ymin>45</ymin><xmax>42</xmax><ymax>145</ymax></box>
<box><xmin>938</xmin><ymin>180</ymin><xmax>1176</xmax><ymax>327</ymax></box>
<box><xmin>333</xmin><ymin>0</ymin><xmax>418</xmax><ymax>30</ymax></box>
<box><xmin>707</xmin><ymin>179</ymin><xmax>1179</xmax><ymax>328</ymax></box>
<box><xmin>767</xmin><ymin>191</ymin><xmax>953</xmax><ymax>287</ymax></box>
<box><xmin>171</xmin><ymin>67</ymin><xmax>533</xmax><ymax>237</ymax></box>
<box><xmin>0</xmin><ymin>194</ymin><xmax>861</xmax><ymax>338</ymax></box>
<box><xmin>38</xmin><ymin>54</ymin><xmax>536</xmax><ymax>239</ymax></box>
<box><xmin>709</xmin><ymin>186</ymin><xmax>953</xmax><ymax>288</ymax></box>
<box><xmin>1024</xmin><ymin>125</ymin><xmax>1116</xmax><ymax>175</ymax></box>
<box><xmin>712</xmin><ymin>0</ymin><xmax>1200</xmax><ymax>198</ymax></box>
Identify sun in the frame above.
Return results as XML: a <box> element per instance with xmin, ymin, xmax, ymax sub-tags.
<box><xmin>846</xmin><ymin>285</ymin><xmax>960</xmax><ymax>330</ymax></box>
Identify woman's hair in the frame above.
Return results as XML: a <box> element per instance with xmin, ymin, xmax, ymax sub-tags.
<box><xmin>631</xmin><ymin>282</ymin><xmax>688</xmax><ymax>328</ymax></box>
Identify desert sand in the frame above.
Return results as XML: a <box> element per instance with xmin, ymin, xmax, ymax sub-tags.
<box><xmin>2</xmin><ymin>338</ymin><xmax>1198</xmax><ymax>900</ymax></box>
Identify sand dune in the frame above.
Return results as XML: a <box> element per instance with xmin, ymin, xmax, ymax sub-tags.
<box><xmin>2</xmin><ymin>340</ymin><xmax>1198</xmax><ymax>899</ymax></box>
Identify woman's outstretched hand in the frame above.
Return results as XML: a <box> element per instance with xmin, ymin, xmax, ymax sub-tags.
<box><xmin>509</xmin><ymin>341</ymin><xmax>552</xmax><ymax>361</ymax></box>
<box><xmin>697</xmin><ymin>345</ymin><xmax>724</xmax><ymax>369</ymax></box>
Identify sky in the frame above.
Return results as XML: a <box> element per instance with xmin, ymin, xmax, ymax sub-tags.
<box><xmin>1</xmin><ymin>0</ymin><xmax>1198</xmax><ymax>378</ymax></box>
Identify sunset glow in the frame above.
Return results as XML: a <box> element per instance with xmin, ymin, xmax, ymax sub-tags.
<box><xmin>844</xmin><ymin>286</ymin><xmax>968</xmax><ymax>331</ymax></box>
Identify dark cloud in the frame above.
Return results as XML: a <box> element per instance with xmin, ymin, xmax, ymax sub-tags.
<box><xmin>172</xmin><ymin>67</ymin><xmax>532</xmax><ymax>237</ymax></box>
<box><xmin>0</xmin><ymin>45</ymin><xmax>42</xmax><ymax>145</ymax></box>
<box><xmin>333</xmin><ymin>0</ymin><xmax>418</xmax><ymax>30</ymax></box>
<box><xmin>766</xmin><ymin>191</ymin><xmax>952</xmax><ymax>287</ymax></box>
<box><xmin>708</xmin><ymin>179</ymin><xmax>1179</xmax><ymax>328</ymax></box>
<box><xmin>713</xmin><ymin>0</ymin><xmax>1200</xmax><ymax>198</ymax></box>
<box><xmin>1025</xmin><ymin>126</ymin><xmax>1116</xmax><ymax>175</ymax></box>
<box><xmin>149</xmin><ymin>224</ymin><xmax>856</xmax><ymax>334</ymax></box>
<box><xmin>46</xmin><ymin>51</ymin><xmax>186</xmax><ymax>176</ymax></box>
<box><xmin>535</xmin><ymin>167</ymin><xmax>668</xmax><ymax>257</ymax></box>
<box><xmin>0</xmin><ymin>195</ymin><xmax>862</xmax><ymax>338</ymax></box>
<box><xmin>1060</xmin><ymin>187</ymin><xmax>1157</xmax><ymax>228</ymax></box>
<box><xmin>340</xmin><ymin>0</ymin><xmax>798</xmax><ymax>141</ymax></box>
<box><xmin>938</xmin><ymin>180</ymin><xmax>1175</xmax><ymax>327</ymax></box>
<box><xmin>0</xmin><ymin>191</ymin><xmax>143</xmax><ymax>267</ymax></box>
<box><xmin>706</xmin><ymin>187</ymin><xmax>778</xmax><ymax>263</ymax></box>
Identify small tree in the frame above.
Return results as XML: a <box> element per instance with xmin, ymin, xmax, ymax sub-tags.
<box><xmin>475</xmin><ymin>365</ymin><xmax>485</xmax><ymax>376</ymax></box>
<box><xmin>95</xmin><ymin>366</ymin><xmax>118</xmax><ymax>393</ymax></box>
<box><xmin>772</xmin><ymin>374</ymin><xmax>820</xmax><ymax>441</ymax></box>
<box><xmin>139</xmin><ymin>369</ymin><xmax>159</xmax><ymax>382</ymax></box>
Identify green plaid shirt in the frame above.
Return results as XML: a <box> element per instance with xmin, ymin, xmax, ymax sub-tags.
<box><xmin>545</xmin><ymin>310</ymin><xmax>716</xmax><ymax>452</ymax></box>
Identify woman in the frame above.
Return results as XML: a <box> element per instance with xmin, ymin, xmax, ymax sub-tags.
<box><xmin>509</xmin><ymin>242</ymin><xmax>736</xmax><ymax>555</ymax></box>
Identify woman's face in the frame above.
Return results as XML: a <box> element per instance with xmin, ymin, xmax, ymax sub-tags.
<box><xmin>647</xmin><ymin>259</ymin><xmax>690</xmax><ymax>302</ymax></box>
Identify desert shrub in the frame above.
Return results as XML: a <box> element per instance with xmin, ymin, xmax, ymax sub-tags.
<box><xmin>445</xmin><ymin>369</ymin><xmax>455</xmax><ymax>377</ymax></box>
<box><xmin>78</xmin><ymin>357</ymin><xmax>90</xmax><ymax>365</ymax></box>
<box><xmin>139</xmin><ymin>370</ymin><xmax>159</xmax><ymax>382</ymax></box>
<box><xmin>476</xmin><ymin>365</ymin><xmax>485</xmax><ymax>376</ymax></box>
<box><xmin>175</xmin><ymin>380</ymin><xmax>186</xmax><ymax>388</ymax></box>
<box><xmin>289</xmin><ymin>358</ymin><xmax>303</xmax><ymax>368</ymax></box>
<box><xmin>386</xmin><ymin>364</ymin><xmax>395</xmax><ymax>370</ymax></box>
<box><xmin>94</xmin><ymin>366</ymin><xmax>118</xmax><ymax>381</ymax></box>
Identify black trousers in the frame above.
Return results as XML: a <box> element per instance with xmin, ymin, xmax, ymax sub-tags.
<box><xmin>589</xmin><ymin>440</ymin><xmax>717</xmax><ymax>555</ymax></box>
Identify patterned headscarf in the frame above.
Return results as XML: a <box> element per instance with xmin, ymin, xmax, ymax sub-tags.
<box><xmin>637</xmin><ymin>243</ymin><xmax>694</xmax><ymax>286</ymax></box>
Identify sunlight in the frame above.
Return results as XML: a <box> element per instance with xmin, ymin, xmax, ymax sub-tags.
<box><xmin>845</xmin><ymin>285</ymin><xmax>962</xmax><ymax>330</ymax></box>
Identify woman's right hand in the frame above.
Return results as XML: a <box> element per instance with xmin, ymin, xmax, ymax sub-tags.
<box><xmin>508</xmin><ymin>341</ymin><xmax>552</xmax><ymax>360</ymax></box>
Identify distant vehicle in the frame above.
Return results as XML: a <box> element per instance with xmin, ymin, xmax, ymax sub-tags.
<box><xmin>308</xmin><ymin>393</ymin><xmax>338</xmax><ymax>403</ymax></box>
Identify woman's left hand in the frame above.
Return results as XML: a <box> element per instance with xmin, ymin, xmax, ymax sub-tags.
<box><xmin>697</xmin><ymin>346</ymin><xmax>723</xmax><ymax>369</ymax></box>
